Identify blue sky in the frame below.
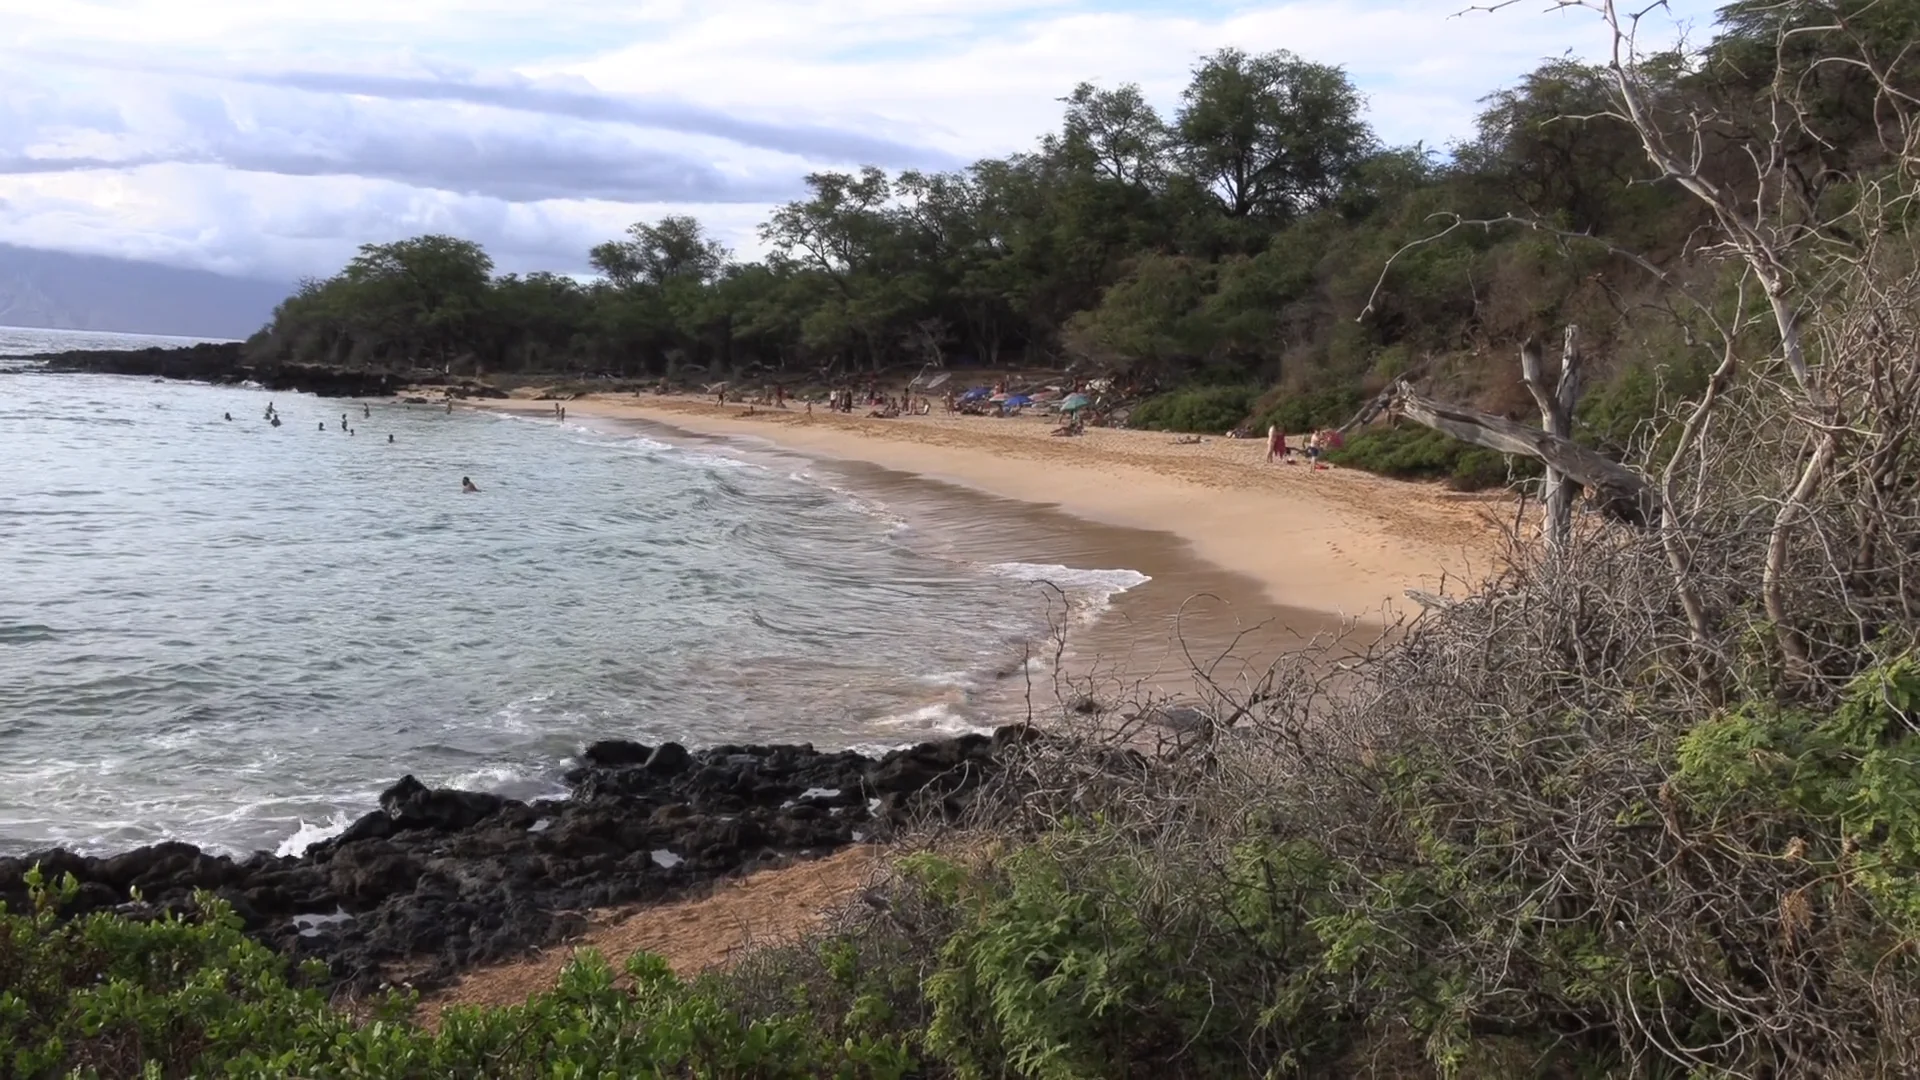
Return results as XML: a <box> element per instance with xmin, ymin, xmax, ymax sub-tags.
<box><xmin>0</xmin><ymin>0</ymin><xmax>1724</xmax><ymax>280</ymax></box>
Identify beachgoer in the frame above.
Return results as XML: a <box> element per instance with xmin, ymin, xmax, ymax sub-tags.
<box><xmin>559</xmin><ymin>406</ymin><xmax>566</xmax><ymax>421</ymax></box>
<box><xmin>446</xmin><ymin>401</ymin><xmax>453</xmax><ymax>413</ymax></box>
<box><xmin>1306</xmin><ymin>432</ymin><xmax>1324</xmax><ymax>468</ymax></box>
<box><xmin>462</xmin><ymin>476</ymin><xmax>479</xmax><ymax>493</ymax></box>
<box><xmin>271</xmin><ymin>416</ymin><xmax>281</xmax><ymax>427</ymax></box>
<box><xmin>363</xmin><ymin>404</ymin><xmax>370</xmax><ymax>419</ymax></box>
<box><xmin>388</xmin><ymin>434</ymin><xmax>394</xmax><ymax>443</ymax></box>
<box><xmin>342</xmin><ymin>413</ymin><xmax>348</xmax><ymax>427</ymax></box>
<box><xmin>319</xmin><ymin>421</ymin><xmax>326</xmax><ymax>430</ymax></box>
<box><xmin>224</xmin><ymin>412</ymin><xmax>233</xmax><ymax>421</ymax></box>
<box><xmin>1266</xmin><ymin>425</ymin><xmax>1285</xmax><ymax>464</ymax></box>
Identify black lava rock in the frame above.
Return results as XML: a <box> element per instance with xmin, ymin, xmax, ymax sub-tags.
<box><xmin>0</xmin><ymin>726</ymin><xmax>1044</xmax><ymax>996</ymax></box>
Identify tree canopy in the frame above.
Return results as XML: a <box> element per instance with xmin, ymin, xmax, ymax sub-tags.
<box><xmin>245</xmin><ymin>2</ymin><xmax>1915</xmax><ymax>438</ymax></box>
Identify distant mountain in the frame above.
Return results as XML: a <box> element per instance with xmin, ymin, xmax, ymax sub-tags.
<box><xmin>0</xmin><ymin>244</ymin><xmax>293</xmax><ymax>340</ymax></box>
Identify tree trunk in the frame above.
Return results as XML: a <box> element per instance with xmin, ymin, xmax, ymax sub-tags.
<box><xmin>1520</xmin><ymin>327</ymin><xmax>1586</xmax><ymax>551</ymax></box>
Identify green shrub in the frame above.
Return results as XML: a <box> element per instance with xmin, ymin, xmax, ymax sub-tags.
<box><xmin>16</xmin><ymin>660</ymin><xmax>1920</xmax><ymax>1078</ymax></box>
<box><xmin>1328</xmin><ymin>424</ymin><xmax>1540</xmax><ymax>491</ymax></box>
<box><xmin>912</xmin><ymin>833</ymin><xmax>1355</xmax><ymax>1080</ymax></box>
<box><xmin>0</xmin><ymin>869</ymin><xmax>913</xmax><ymax>1079</ymax></box>
<box><xmin>1129</xmin><ymin>385</ymin><xmax>1257</xmax><ymax>433</ymax></box>
<box><xmin>1673</xmin><ymin>657</ymin><xmax>1920</xmax><ymax>929</ymax></box>
<box><xmin>1249</xmin><ymin>384</ymin><xmax>1366</xmax><ymax>435</ymax></box>
<box><xmin>1576</xmin><ymin>352</ymin><xmax>1712</xmax><ymax>458</ymax></box>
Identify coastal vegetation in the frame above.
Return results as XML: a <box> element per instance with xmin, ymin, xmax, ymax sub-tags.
<box><xmin>236</xmin><ymin>0</ymin><xmax>1908</xmax><ymax>450</ymax></box>
<box><xmin>11</xmin><ymin>1</ymin><xmax>1920</xmax><ymax>1077</ymax></box>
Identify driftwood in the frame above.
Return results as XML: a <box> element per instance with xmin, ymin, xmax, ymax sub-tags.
<box><xmin>1391</xmin><ymin>384</ymin><xmax>1660</xmax><ymax>526</ymax></box>
<box><xmin>1337</xmin><ymin>354</ymin><xmax>1437</xmax><ymax>435</ymax></box>
<box><xmin>1336</xmin><ymin>334</ymin><xmax>1658</xmax><ymax>534</ymax></box>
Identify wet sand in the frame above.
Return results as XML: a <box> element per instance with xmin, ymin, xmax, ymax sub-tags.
<box><xmin>470</xmin><ymin>392</ymin><xmax>1505</xmax><ymax>708</ymax></box>
<box><xmin>418</xmin><ymin>390</ymin><xmax>1509</xmax><ymax>1011</ymax></box>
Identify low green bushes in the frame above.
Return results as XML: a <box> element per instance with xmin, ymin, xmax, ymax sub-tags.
<box><xmin>1128</xmin><ymin>386</ymin><xmax>1257</xmax><ymax>433</ymax></box>
<box><xmin>15</xmin><ymin>656</ymin><xmax>1920</xmax><ymax>1077</ymax></box>
<box><xmin>1249</xmin><ymin>384</ymin><xmax>1366</xmax><ymax>436</ymax></box>
<box><xmin>0</xmin><ymin>868</ymin><xmax>912</xmax><ymax>1079</ymax></box>
<box><xmin>1327</xmin><ymin>424</ymin><xmax>1540</xmax><ymax>491</ymax></box>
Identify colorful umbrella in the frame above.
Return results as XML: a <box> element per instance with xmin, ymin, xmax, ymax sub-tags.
<box><xmin>1060</xmin><ymin>393</ymin><xmax>1092</xmax><ymax>411</ymax></box>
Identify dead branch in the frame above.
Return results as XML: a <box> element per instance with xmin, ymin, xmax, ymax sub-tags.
<box><xmin>1390</xmin><ymin>383</ymin><xmax>1660</xmax><ymax>527</ymax></box>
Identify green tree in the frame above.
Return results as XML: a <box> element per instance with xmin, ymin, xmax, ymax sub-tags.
<box><xmin>590</xmin><ymin>215</ymin><xmax>731</xmax><ymax>288</ymax></box>
<box><xmin>1051</xmin><ymin>82</ymin><xmax>1171</xmax><ymax>189</ymax></box>
<box><xmin>761</xmin><ymin>168</ymin><xmax>916</xmax><ymax>370</ymax></box>
<box><xmin>1174</xmin><ymin>48</ymin><xmax>1373</xmax><ymax>221</ymax></box>
<box><xmin>339</xmin><ymin>235</ymin><xmax>495</xmax><ymax>369</ymax></box>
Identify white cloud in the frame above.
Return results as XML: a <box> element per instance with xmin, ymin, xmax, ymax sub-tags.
<box><xmin>0</xmin><ymin>0</ymin><xmax>1722</xmax><ymax>281</ymax></box>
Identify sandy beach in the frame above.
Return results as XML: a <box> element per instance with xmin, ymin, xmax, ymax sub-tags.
<box><xmin>481</xmin><ymin>392</ymin><xmax>1502</xmax><ymax>624</ymax></box>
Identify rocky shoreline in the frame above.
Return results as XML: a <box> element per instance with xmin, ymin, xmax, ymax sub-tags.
<box><xmin>0</xmin><ymin>728</ymin><xmax>1028</xmax><ymax>995</ymax></box>
<box><xmin>29</xmin><ymin>342</ymin><xmax>507</xmax><ymax>401</ymax></box>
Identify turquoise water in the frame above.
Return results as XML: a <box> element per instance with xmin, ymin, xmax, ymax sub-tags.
<box><xmin>0</xmin><ymin>329</ymin><xmax>1145</xmax><ymax>856</ymax></box>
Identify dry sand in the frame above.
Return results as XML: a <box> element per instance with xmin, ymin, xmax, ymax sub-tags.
<box><xmin>422</xmin><ymin>388</ymin><xmax>1507</xmax><ymax>1015</ymax></box>
<box><xmin>486</xmin><ymin>391</ymin><xmax>1502</xmax><ymax>620</ymax></box>
<box><xmin>420</xmin><ymin>846</ymin><xmax>882</xmax><ymax>1025</ymax></box>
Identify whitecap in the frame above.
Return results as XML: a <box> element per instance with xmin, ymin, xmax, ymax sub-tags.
<box><xmin>871</xmin><ymin>702</ymin><xmax>993</xmax><ymax>736</ymax></box>
<box><xmin>443</xmin><ymin>765</ymin><xmax>527</xmax><ymax>790</ymax></box>
<box><xmin>275</xmin><ymin>811</ymin><xmax>353</xmax><ymax>858</ymax></box>
<box><xmin>986</xmin><ymin>562</ymin><xmax>1151</xmax><ymax>622</ymax></box>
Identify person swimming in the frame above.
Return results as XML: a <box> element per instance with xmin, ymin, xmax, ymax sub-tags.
<box><xmin>388</xmin><ymin>434</ymin><xmax>394</xmax><ymax>443</ymax></box>
<box><xmin>319</xmin><ymin>421</ymin><xmax>326</xmax><ymax>430</ymax></box>
<box><xmin>461</xmin><ymin>476</ymin><xmax>479</xmax><ymax>493</ymax></box>
<box><xmin>270</xmin><ymin>416</ymin><xmax>281</xmax><ymax>427</ymax></box>
<box><xmin>224</xmin><ymin>412</ymin><xmax>233</xmax><ymax>421</ymax></box>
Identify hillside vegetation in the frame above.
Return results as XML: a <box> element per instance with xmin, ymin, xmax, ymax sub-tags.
<box><xmin>14</xmin><ymin>1</ymin><xmax>1920</xmax><ymax>1076</ymax></box>
<box><xmin>244</xmin><ymin>0</ymin><xmax>1907</xmax><ymax>450</ymax></box>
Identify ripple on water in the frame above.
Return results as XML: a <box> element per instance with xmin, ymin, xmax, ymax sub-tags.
<box><xmin>0</xmin><ymin>368</ymin><xmax>1152</xmax><ymax>856</ymax></box>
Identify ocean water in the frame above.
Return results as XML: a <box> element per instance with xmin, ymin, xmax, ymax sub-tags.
<box><xmin>0</xmin><ymin>327</ymin><xmax>1146</xmax><ymax>857</ymax></box>
<box><xmin>0</xmin><ymin>324</ymin><xmax>234</xmax><ymax>358</ymax></box>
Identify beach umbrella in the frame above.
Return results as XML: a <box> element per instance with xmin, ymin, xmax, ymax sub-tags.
<box><xmin>1060</xmin><ymin>393</ymin><xmax>1092</xmax><ymax>412</ymax></box>
<box><xmin>1003</xmin><ymin>394</ymin><xmax>1033</xmax><ymax>408</ymax></box>
<box><xmin>958</xmin><ymin>386</ymin><xmax>991</xmax><ymax>402</ymax></box>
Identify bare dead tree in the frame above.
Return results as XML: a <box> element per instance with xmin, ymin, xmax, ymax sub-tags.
<box><xmin>1522</xmin><ymin>327</ymin><xmax>1586</xmax><ymax>550</ymax></box>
